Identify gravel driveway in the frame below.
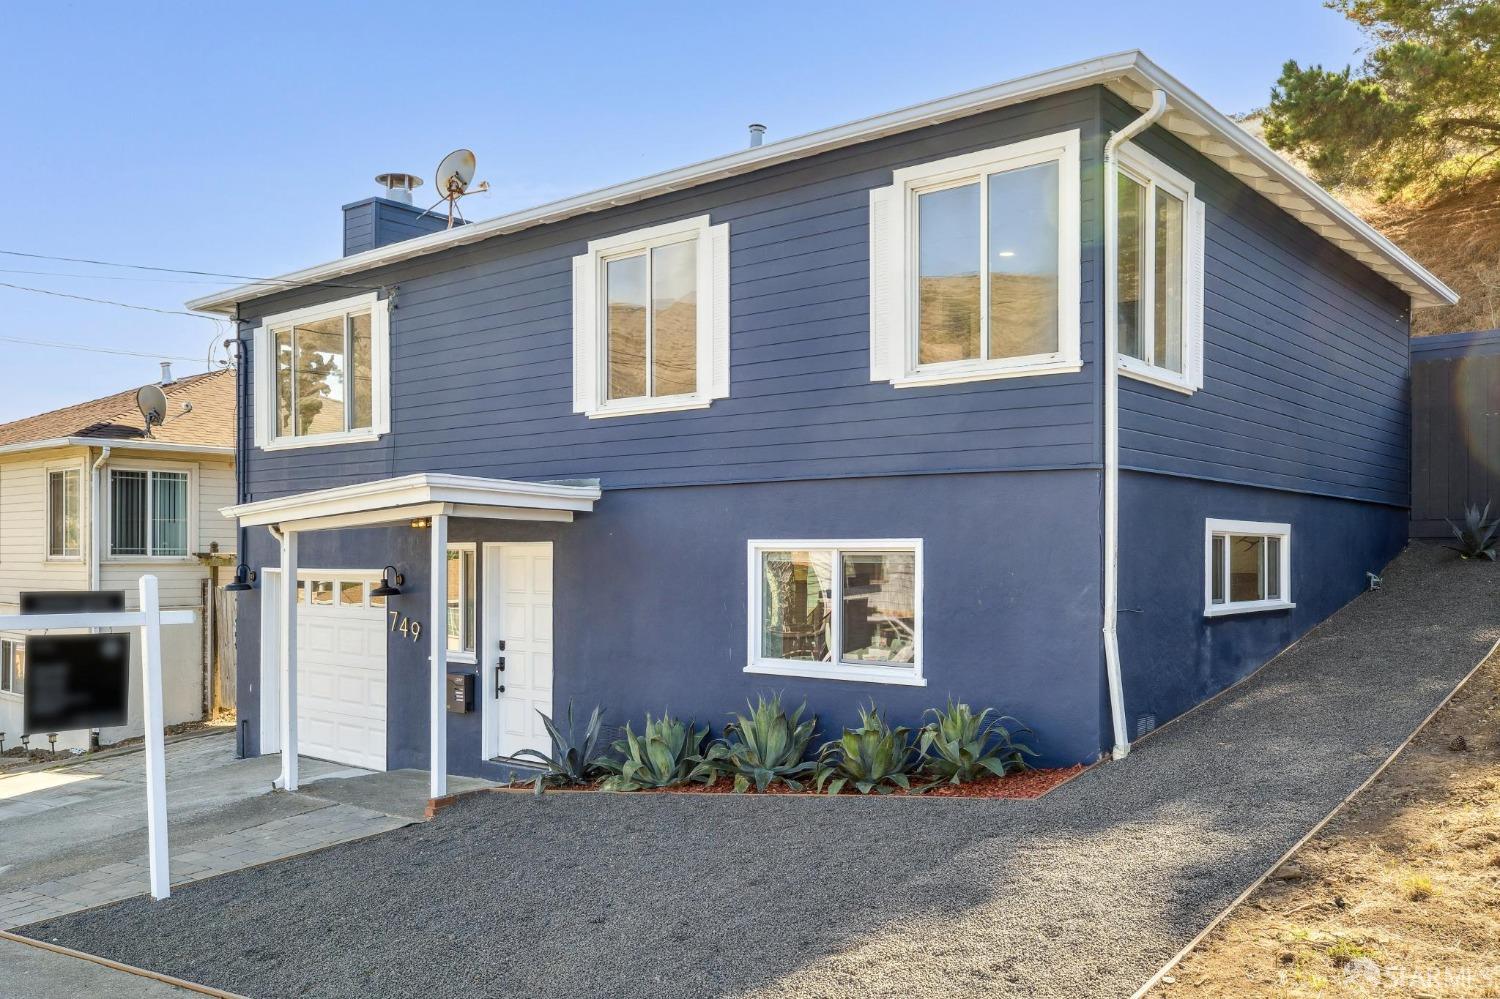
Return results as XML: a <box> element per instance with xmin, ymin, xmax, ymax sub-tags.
<box><xmin>19</xmin><ymin>543</ymin><xmax>1500</xmax><ymax>999</ymax></box>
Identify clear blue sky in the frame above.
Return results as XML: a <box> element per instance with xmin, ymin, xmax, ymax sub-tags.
<box><xmin>0</xmin><ymin>1</ymin><xmax>1368</xmax><ymax>422</ymax></box>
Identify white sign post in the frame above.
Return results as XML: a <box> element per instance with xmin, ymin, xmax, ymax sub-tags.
<box><xmin>0</xmin><ymin>574</ymin><xmax>193</xmax><ymax>900</ymax></box>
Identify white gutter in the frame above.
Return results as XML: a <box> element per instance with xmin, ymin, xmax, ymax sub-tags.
<box><xmin>0</xmin><ymin>437</ymin><xmax>234</xmax><ymax>458</ymax></box>
<box><xmin>1101</xmin><ymin>88</ymin><xmax>1168</xmax><ymax>761</ymax></box>
<box><xmin>88</xmin><ymin>445</ymin><xmax>112</xmax><ymax>591</ymax></box>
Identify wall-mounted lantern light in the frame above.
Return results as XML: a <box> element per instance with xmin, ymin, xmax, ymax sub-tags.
<box><xmin>223</xmin><ymin>564</ymin><xmax>258</xmax><ymax>592</ymax></box>
<box><xmin>370</xmin><ymin>566</ymin><xmax>405</xmax><ymax>598</ymax></box>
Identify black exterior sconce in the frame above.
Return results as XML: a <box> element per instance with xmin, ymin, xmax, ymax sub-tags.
<box><xmin>370</xmin><ymin>566</ymin><xmax>405</xmax><ymax>598</ymax></box>
<box><xmin>223</xmin><ymin>564</ymin><xmax>258</xmax><ymax>592</ymax></box>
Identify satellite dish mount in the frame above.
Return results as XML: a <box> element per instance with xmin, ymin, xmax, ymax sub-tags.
<box><xmin>137</xmin><ymin>384</ymin><xmax>169</xmax><ymax>439</ymax></box>
<box><xmin>420</xmin><ymin>148</ymin><xmax>489</xmax><ymax>229</ymax></box>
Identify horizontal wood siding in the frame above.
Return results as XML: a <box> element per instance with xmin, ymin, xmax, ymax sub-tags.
<box><xmin>1102</xmin><ymin>92</ymin><xmax>1411</xmax><ymax>507</ymax></box>
<box><xmin>236</xmin><ymin>92</ymin><xmax>1104</xmax><ymax>501</ymax></box>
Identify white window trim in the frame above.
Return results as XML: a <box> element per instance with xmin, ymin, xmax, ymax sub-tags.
<box><xmin>572</xmin><ymin>214</ymin><xmax>730</xmax><ymax>419</ymax></box>
<box><xmin>0</xmin><ymin>636</ymin><xmax>21</xmax><ymax>700</ymax></box>
<box><xmin>45</xmin><ymin>463</ymin><xmax>83</xmax><ymax>562</ymax></box>
<box><xmin>103</xmin><ymin>459</ymin><xmax>197</xmax><ymax>563</ymax></box>
<box><xmin>745</xmin><ymin>538</ymin><xmax>925</xmax><ymax>687</ymax></box>
<box><xmin>251</xmin><ymin>292</ymin><xmax>391</xmax><ymax>451</ymax></box>
<box><xmin>1203</xmin><ymin>518</ymin><xmax>1294</xmax><ymax>617</ymax></box>
<box><xmin>1113</xmin><ymin>144</ymin><xmax>1206</xmax><ymax>395</ymax></box>
<box><xmin>869</xmin><ymin>130</ymin><xmax>1082</xmax><ymax>389</ymax></box>
<box><xmin>446</xmin><ymin>542</ymin><xmax>477</xmax><ymax>664</ymax></box>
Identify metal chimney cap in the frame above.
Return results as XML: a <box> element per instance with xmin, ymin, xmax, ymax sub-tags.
<box><xmin>375</xmin><ymin>172</ymin><xmax>423</xmax><ymax>205</ymax></box>
<box><xmin>748</xmin><ymin>123</ymin><xmax>767</xmax><ymax>148</ymax></box>
<box><xmin>159</xmin><ymin>361</ymin><xmax>174</xmax><ymax>385</ymax></box>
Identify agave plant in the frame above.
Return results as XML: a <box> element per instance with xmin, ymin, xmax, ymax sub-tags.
<box><xmin>918</xmin><ymin>699</ymin><xmax>1036</xmax><ymax>788</ymax></box>
<box><xmin>1446</xmin><ymin>502</ymin><xmax>1500</xmax><ymax>560</ymax></box>
<box><xmin>711</xmin><ymin>693</ymin><xmax>818</xmax><ymax>792</ymax></box>
<box><xmin>813</xmin><ymin>703</ymin><xmax>921</xmax><ymax>795</ymax></box>
<box><xmin>512</xmin><ymin>702</ymin><xmax>609</xmax><ymax>795</ymax></box>
<box><xmin>599</xmin><ymin>713</ymin><xmax>719</xmax><ymax>791</ymax></box>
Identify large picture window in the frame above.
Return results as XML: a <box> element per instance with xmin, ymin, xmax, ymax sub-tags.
<box><xmin>572</xmin><ymin>215</ymin><xmax>730</xmax><ymax>419</ymax></box>
<box><xmin>869</xmin><ymin>131</ymin><xmax>1082</xmax><ymax>388</ymax></box>
<box><xmin>252</xmin><ymin>293</ymin><xmax>389</xmax><ymax>449</ymax></box>
<box><xmin>1112</xmin><ymin>145</ymin><xmax>1206</xmax><ymax>393</ymax></box>
<box><xmin>747</xmin><ymin>540</ymin><xmax>923</xmax><ymax>686</ymax></box>
<box><xmin>47</xmin><ymin>467</ymin><xmax>81</xmax><ymax>559</ymax></box>
<box><xmin>110</xmin><ymin>468</ymin><xmax>189</xmax><ymax>558</ymax></box>
<box><xmin>1204</xmin><ymin>519</ymin><xmax>1293</xmax><ymax>617</ymax></box>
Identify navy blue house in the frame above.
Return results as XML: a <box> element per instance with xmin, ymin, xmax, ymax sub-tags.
<box><xmin>192</xmin><ymin>52</ymin><xmax>1454</xmax><ymax>793</ymax></box>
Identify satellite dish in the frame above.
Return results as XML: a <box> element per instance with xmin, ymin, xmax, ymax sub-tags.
<box><xmin>137</xmin><ymin>384</ymin><xmax>168</xmax><ymax>438</ymax></box>
<box><xmin>421</xmin><ymin>148</ymin><xmax>490</xmax><ymax>229</ymax></box>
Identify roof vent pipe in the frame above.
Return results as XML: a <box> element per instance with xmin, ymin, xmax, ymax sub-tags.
<box><xmin>159</xmin><ymin>361</ymin><xmax>174</xmax><ymax>385</ymax></box>
<box><xmin>374</xmin><ymin>172</ymin><xmax>422</xmax><ymax>205</ymax></box>
<box><xmin>748</xmin><ymin>123</ymin><xmax>766</xmax><ymax>148</ymax></box>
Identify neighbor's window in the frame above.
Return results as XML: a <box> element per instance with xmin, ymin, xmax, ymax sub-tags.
<box><xmin>110</xmin><ymin>469</ymin><xmax>188</xmax><ymax>558</ymax></box>
<box><xmin>572</xmin><ymin>215</ymin><xmax>730</xmax><ymax>418</ymax></box>
<box><xmin>1113</xmin><ymin>146</ymin><xmax>1204</xmax><ymax>392</ymax></box>
<box><xmin>868</xmin><ymin>131</ymin><xmax>1081</xmax><ymax>388</ymax></box>
<box><xmin>47</xmin><ymin>468</ymin><xmax>81</xmax><ymax>558</ymax></box>
<box><xmin>253</xmin><ymin>294</ymin><xmax>389</xmax><ymax>449</ymax></box>
<box><xmin>0</xmin><ymin>638</ymin><xmax>23</xmax><ymax>695</ymax></box>
<box><xmin>1205</xmin><ymin>520</ymin><xmax>1292</xmax><ymax>616</ymax></box>
<box><xmin>447</xmin><ymin>545</ymin><xmax>476</xmax><ymax>659</ymax></box>
<box><xmin>748</xmin><ymin>541</ymin><xmax>923</xmax><ymax>685</ymax></box>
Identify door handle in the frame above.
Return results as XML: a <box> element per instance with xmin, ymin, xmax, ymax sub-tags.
<box><xmin>494</xmin><ymin>664</ymin><xmax>505</xmax><ymax>697</ymax></box>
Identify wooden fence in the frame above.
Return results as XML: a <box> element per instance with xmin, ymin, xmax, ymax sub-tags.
<box><xmin>1411</xmin><ymin>329</ymin><xmax>1500</xmax><ymax>537</ymax></box>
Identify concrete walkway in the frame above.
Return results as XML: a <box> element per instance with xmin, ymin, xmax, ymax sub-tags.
<box><xmin>15</xmin><ymin>544</ymin><xmax>1500</xmax><ymax>999</ymax></box>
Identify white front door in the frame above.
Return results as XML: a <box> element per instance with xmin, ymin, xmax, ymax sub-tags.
<box><xmin>260</xmin><ymin>571</ymin><xmax>388</xmax><ymax>771</ymax></box>
<box><xmin>481</xmin><ymin>542</ymin><xmax>554</xmax><ymax>760</ymax></box>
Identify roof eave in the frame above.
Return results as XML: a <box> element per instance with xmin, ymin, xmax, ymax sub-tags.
<box><xmin>0</xmin><ymin>437</ymin><xmax>236</xmax><ymax>458</ymax></box>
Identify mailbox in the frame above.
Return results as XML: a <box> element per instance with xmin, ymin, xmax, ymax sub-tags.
<box><xmin>446</xmin><ymin>672</ymin><xmax>475</xmax><ymax>714</ymax></box>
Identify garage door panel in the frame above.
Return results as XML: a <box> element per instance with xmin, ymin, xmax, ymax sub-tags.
<box><xmin>281</xmin><ymin>587</ymin><xmax>387</xmax><ymax>772</ymax></box>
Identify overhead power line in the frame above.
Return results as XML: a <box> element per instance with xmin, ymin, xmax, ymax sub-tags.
<box><xmin>0</xmin><ymin>249</ymin><xmax>379</xmax><ymax>292</ymax></box>
<box><xmin>0</xmin><ymin>267</ymin><xmax>241</xmax><ymax>286</ymax></box>
<box><xmin>0</xmin><ymin>281</ymin><xmax>219</xmax><ymax>320</ymax></box>
<box><xmin>0</xmin><ymin>334</ymin><xmax>209</xmax><ymax>363</ymax></box>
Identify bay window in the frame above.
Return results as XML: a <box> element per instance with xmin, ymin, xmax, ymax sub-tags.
<box><xmin>252</xmin><ymin>293</ymin><xmax>390</xmax><ymax>449</ymax></box>
<box><xmin>1112</xmin><ymin>145</ymin><xmax>1206</xmax><ymax>393</ymax></box>
<box><xmin>747</xmin><ymin>540</ymin><xmax>923</xmax><ymax>685</ymax></box>
<box><xmin>869</xmin><ymin>130</ymin><xmax>1081</xmax><ymax>387</ymax></box>
<box><xmin>1205</xmin><ymin>519</ymin><xmax>1293</xmax><ymax>616</ymax></box>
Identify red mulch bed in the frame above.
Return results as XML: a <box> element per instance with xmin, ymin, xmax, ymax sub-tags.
<box><xmin>638</xmin><ymin>764</ymin><xmax>1088</xmax><ymax>800</ymax></box>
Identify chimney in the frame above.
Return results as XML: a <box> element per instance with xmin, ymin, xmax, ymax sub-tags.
<box><xmin>159</xmin><ymin>361</ymin><xmax>174</xmax><ymax>385</ymax></box>
<box><xmin>748</xmin><ymin>123</ymin><xmax>767</xmax><ymax>148</ymax></box>
<box><xmin>343</xmin><ymin>172</ymin><xmax>454</xmax><ymax>256</ymax></box>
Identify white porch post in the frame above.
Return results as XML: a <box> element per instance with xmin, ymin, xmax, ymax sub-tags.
<box><xmin>429</xmin><ymin>513</ymin><xmax>449</xmax><ymax>799</ymax></box>
<box><xmin>279</xmin><ymin>529</ymin><xmax>299</xmax><ymax>792</ymax></box>
<box><xmin>137</xmin><ymin>574</ymin><xmax>171</xmax><ymax>899</ymax></box>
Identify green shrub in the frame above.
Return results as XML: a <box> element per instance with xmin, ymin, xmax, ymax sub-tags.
<box><xmin>814</xmin><ymin>703</ymin><xmax>921</xmax><ymax>795</ymax></box>
<box><xmin>711</xmin><ymin>693</ymin><xmax>818</xmax><ymax>792</ymax></box>
<box><xmin>599</xmin><ymin>713</ymin><xmax>718</xmax><ymax>791</ymax></box>
<box><xmin>918</xmin><ymin>699</ymin><xmax>1036</xmax><ymax>788</ymax></box>
<box><xmin>1446</xmin><ymin>502</ymin><xmax>1500</xmax><ymax>560</ymax></box>
<box><xmin>513</xmin><ymin>702</ymin><xmax>609</xmax><ymax>795</ymax></box>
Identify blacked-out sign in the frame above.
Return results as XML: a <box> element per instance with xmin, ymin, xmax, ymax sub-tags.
<box><xmin>23</xmin><ymin>634</ymin><xmax>130</xmax><ymax>734</ymax></box>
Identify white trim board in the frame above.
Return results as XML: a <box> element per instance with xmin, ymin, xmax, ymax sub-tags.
<box><xmin>186</xmin><ymin>51</ymin><xmax>1454</xmax><ymax>315</ymax></box>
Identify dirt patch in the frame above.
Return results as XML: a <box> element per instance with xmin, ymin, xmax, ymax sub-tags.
<box><xmin>1152</xmin><ymin>650</ymin><xmax>1500</xmax><ymax>997</ymax></box>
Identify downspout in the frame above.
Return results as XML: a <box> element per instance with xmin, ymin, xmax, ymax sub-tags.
<box><xmin>1101</xmin><ymin>88</ymin><xmax>1167</xmax><ymax>761</ymax></box>
<box><xmin>88</xmin><ymin>445</ymin><xmax>111</xmax><ymax>753</ymax></box>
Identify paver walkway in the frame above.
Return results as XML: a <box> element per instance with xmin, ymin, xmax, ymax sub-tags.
<box><xmin>15</xmin><ymin>544</ymin><xmax>1500</xmax><ymax>999</ymax></box>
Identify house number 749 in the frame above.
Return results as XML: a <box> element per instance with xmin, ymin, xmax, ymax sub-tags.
<box><xmin>388</xmin><ymin>612</ymin><xmax>423</xmax><ymax>641</ymax></box>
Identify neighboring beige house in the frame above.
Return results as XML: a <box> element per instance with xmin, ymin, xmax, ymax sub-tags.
<box><xmin>0</xmin><ymin>367</ymin><xmax>235</xmax><ymax>752</ymax></box>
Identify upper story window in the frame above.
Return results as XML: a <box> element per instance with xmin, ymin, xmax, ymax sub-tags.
<box><xmin>252</xmin><ymin>293</ymin><xmax>390</xmax><ymax>450</ymax></box>
<box><xmin>109</xmin><ymin>468</ymin><xmax>189</xmax><ymax>558</ymax></box>
<box><xmin>1112</xmin><ymin>146</ymin><xmax>1206</xmax><ymax>394</ymax></box>
<box><xmin>1204</xmin><ymin>519</ymin><xmax>1293</xmax><ymax>617</ymax></box>
<box><xmin>746</xmin><ymin>539</ymin><xmax>924</xmax><ymax>687</ymax></box>
<box><xmin>572</xmin><ymin>215</ymin><xmax>730</xmax><ymax>419</ymax></box>
<box><xmin>47</xmin><ymin>467</ymin><xmax>81</xmax><ymax>559</ymax></box>
<box><xmin>869</xmin><ymin>130</ymin><xmax>1082</xmax><ymax>388</ymax></box>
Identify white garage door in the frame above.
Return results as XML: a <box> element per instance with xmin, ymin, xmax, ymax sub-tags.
<box><xmin>260</xmin><ymin>573</ymin><xmax>387</xmax><ymax>771</ymax></box>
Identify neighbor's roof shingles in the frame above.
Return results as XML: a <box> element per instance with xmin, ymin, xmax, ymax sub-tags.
<box><xmin>0</xmin><ymin>368</ymin><xmax>235</xmax><ymax>451</ymax></box>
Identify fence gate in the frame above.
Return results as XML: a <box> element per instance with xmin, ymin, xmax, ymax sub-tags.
<box><xmin>1411</xmin><ymin>330</ymin><xmax>1500</xmax><ymax>538</ymax></box>
<box><xmin>212</xmin><ymin>583</ymin><xmax>238</xmax><ymax>715</ymax></box>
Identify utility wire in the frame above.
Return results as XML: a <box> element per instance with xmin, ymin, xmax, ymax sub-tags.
<box><xmin>0</xmin><ymin>267</ymin><xmax>243</xmax><ymax>286</ymax></box>
<box><xmin>0</xmin><ymin>249</ymin><xmax>380</xmax><ymax>292</ymax></box>
<box><xmin>0</xmin><ymin>281</ymin><xmax>219</xmax><ymax>320</ymax></box>
<box><xmin>0</xmin><ymin>334</ymin><xmax>209</xmax><ymax>363</ymax></box>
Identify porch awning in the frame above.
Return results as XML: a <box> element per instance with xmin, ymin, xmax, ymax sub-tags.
<box><xmin>221</xmin><ymin>473</ymin><xmax>601</xmax><ymax>532</ymax></box>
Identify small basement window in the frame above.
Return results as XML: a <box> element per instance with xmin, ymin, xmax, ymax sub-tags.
<box><xmin>1205</xmin><ymin>519</ymin><xmax>1293</xmax><ymax>617</ymax></box>
<box><xmin>746</xmin><ymin>540</ymin><xmax>924</xmax><ymax>686</ymax></box>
